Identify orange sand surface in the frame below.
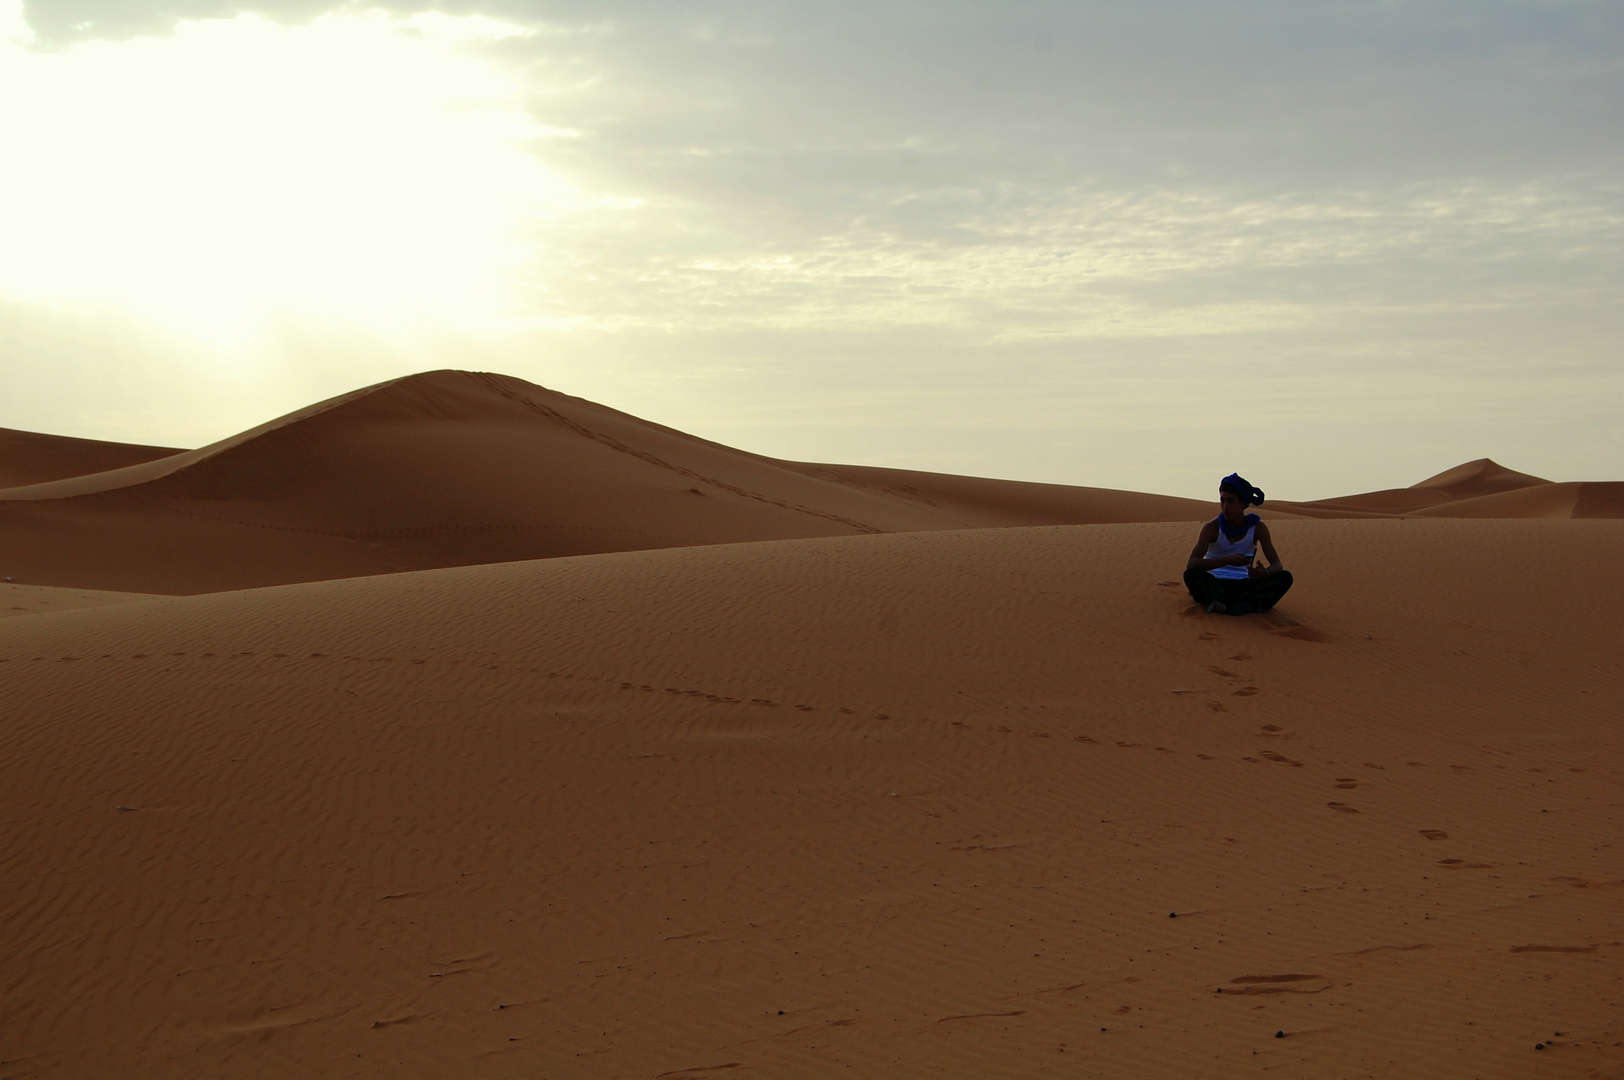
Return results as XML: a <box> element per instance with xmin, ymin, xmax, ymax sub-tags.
<box><xmin>2</xmin><ymin>520</ymin><xmax>1620</xmax><ymax>1079</ymax></box>
<box><xmin>1</xmin><ymin>371</ymin><xmax>1620</xmax><ymax>1078</ymax></box>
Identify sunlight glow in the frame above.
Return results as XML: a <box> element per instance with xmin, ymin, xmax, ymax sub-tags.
<box><xmin>0</xmin><ymin>5</ymin><xmax>564</xmax><ymax>343</ymax></box>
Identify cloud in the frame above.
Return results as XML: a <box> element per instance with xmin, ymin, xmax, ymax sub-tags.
<box><xmin>6</xmin><ymin>0</ymin><xmax>1622</xmax><ymax>496</ymax></box>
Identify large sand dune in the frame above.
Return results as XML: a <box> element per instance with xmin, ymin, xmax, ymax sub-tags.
<box><xmin>2</xmin><ymin>370</ymin><xmax>1614</xmax><ymax>595</ymax></box>
<box><xmin>1</xmin><ymin>520</ymin><xmax>1620</xmax><ymax>1078</ymax></box>
<box><xmin>0</xmin><ymin>371</ymin><xmax>1213</xmax><ymax>593</ymax></box>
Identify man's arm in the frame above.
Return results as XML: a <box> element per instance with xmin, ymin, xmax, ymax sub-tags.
<box><xmin>1255</xmin><ymin>521</ymin><xmax>1285</xmax><ymax>573</ymax></box>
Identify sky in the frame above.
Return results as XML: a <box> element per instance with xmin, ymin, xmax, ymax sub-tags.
<box><xmin>1</xmin><ymin>0</ymin><xmax>1620</xmax><ymax>499</ymax></box>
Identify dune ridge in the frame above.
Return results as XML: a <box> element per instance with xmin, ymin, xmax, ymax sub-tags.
<box><xmin>1</xmin><ymin>371</ymin><xmax>1616</xmax><ymax>596</ymax></box>
<box><xmin>0</xmin><ymin>370</ymin><xmax>1214</xmax><ymax>594</ymax></box>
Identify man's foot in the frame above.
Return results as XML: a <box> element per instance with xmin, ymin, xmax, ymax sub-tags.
<box><xmin>1205</xmin><ymin>600</ymin><xmax>1227</xmax><ymax>614</ymax></box>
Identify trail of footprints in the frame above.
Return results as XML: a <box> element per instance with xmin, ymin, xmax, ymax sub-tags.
<box><xmin>5</xmin><ymin>637</ymin><xmax>1479</xmax><ymax>853</ymax></box>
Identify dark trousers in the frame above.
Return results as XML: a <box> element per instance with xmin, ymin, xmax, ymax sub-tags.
<box><xmin>1183</xmin><ymin>567</ymin><xmax>1294</xmax><ymax>615</ymax></box>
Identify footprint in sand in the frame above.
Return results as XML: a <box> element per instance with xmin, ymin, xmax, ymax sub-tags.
<box><xmin>1259</xmin><ymin>750</ymin><xmax>1303</xmax><ymax>767</ymax></box>
<box><xmin>1262</xmin><ymin>613</ymin><xmax>1335</xmax><ymax>643</ymax></box>
<box><xmin>1217</xmin><ymin>974</ymin><xmax>1330</xmax><ymax>996</ymax></box>
<box><xmin>1327</xmin><ymin>802</ymin><xmax>1360</xmax><ymax>814</ymax></box>
<box><xmin>1419</xmin><ymin>829</ymin><xmax>1449</xmax><ymax>841</ymax></box>
<box><xmin>1231</xmin><ymin>686</ymin><xmax>1262</xmax><ymax>697</ymax></box>
<box><xmin>1334</xmin><ymin>778</ymin><xmax>1360</xmax><ymax>789</ymax></box>
<box><xmin>1549</xmin><ymin>876</ymin><xmax>1624</xmax><ymax>889</ymax></box>
<box><xmin>1510</xmin><ymin>944</ymin><xmax>1598</xmax><ymax>954</ymax></box>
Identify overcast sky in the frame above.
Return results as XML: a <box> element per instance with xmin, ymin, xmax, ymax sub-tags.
<box><xmin>2</xmin><ymin>0</ymin><xmax>1619</xmax><ymax>498</ymax></box>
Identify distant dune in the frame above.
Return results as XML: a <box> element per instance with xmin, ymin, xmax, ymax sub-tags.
<box><xmin>0</xmin><ymin>426</ymin><xmax>181</xmax><ymax>488</ymax></box>
<box><xmin>0</xmin><ymin>370</ymin><xmax>1614</xmax><ymax>594</ymax></box>
<box><xmin>1271</xmin><ymin>457</ymin><xmax>1624</xmax><ymax>519</ymax></box>
<box><xmin>0</xmin><ymin>370</ymin><xmax>1211</xmax><ymax>593</ymax></box>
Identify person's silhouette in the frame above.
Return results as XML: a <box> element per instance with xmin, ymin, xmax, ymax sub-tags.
<box><xmin>1183</xmin><ymin>473</ymin><xmax>1293</xmax><ymax>615</ymax></box>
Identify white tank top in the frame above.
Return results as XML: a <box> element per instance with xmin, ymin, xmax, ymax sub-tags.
<box><xmin>1204</xmin><ymin>518</ymin><xmax>1255</xmax><ymax>580</ymax></box>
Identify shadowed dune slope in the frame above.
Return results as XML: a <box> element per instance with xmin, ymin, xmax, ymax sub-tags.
<box><xmin>0</xmin><ymin>427</ymin><xmax>182</xmax><ymax>488</ymax></box>
<box><xmin>0</xmin><ymin>519</ymin><xmax>1619</xmax><ymax>1079</ymax></box>
<box><xmin>0</xmin><ymin>370</ymin><xmax>1214</xmax><ymax>594</ymax></box>
<box><xmin>2</xmin><ymin>373</ymin><xmax>1616</xmax><ymax>595</ymax></box>
<box><xmin>1409</xmin><ymin>480</ymin><xmax>1624</xmax><ymax>519</ymax></box>
<box><xmin>810</xmin><ymin>462</ymin><xmax>1229</xmax><ymax>527</ymax></box>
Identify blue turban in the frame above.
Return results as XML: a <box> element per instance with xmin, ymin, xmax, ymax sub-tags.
<box><xmin>1220</xmin><ymin>473</ymin><xmax>1265</xmax><ymax>507</ymax></box>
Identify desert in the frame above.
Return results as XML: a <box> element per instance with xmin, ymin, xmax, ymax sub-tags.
<box><xmin>1</xmin><ymin>370</ymin><xmax>1620</xmax><ymax>1079</ymax></box>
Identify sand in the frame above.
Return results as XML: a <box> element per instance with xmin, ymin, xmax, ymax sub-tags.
<box><xmin>1</xmin><ymin>371</ymin><xmax>1620</xmax><ymax>1079</ymax></box>
<box><xmin>0</xmin><ymin>427</ymin><xmax>180</xmax><ymax>489</ymax></box>
<box><xmin>0</xmin><ymin>371</ymin><xmax>1214</xmax><ymax>594</ymax></box>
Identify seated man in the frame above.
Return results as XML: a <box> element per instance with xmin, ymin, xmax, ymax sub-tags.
<box><xmin>1183</xmin><ymin>473</ymin><xmax>1294</xmax><ymax>616</ymax></box>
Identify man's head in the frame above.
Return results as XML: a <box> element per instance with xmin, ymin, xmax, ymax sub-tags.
<box><xmin>1218</xmin><ymin>473</ymin><xmax>1264</xmax><ymax>506</ymax></box>
<box><xmin>1218</xmin><ymin>473</ymin><xmax>1263</xmax><ymax>521</ymax></box>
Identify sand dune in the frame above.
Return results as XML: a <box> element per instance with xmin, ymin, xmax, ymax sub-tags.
<box><xmin>0</xmin><ymin>426</ymin><xmax>181</xmax><ymax>489</ymax></box>
<box><xmin>2</xmin><ymin>371</ymin><xmax>1615</xmax><ymax>597</ymax></box>
<box><xmin>0</xmin><ymin>371</ymin><xmax>1212</xmax><ymax>594</ymax></box>
<box><xmin>1268</xmin><ymin>458</ymin><xmax>1589</xmax><ymax>518</ymax></box>
<box><xmin>1410</xmin><ymin>457</ymin><xmax>1552</xmax><ymax>498</ymax></box>
<box><xmin>1409</xmin><ymin>480</ymin><xmax>1624</xmax><ymax>519</ymax></box>
<box><xmin>0</xmin><ymin>519</ymin><xmax>1619</xmax><ymax>1078</ymax></box>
